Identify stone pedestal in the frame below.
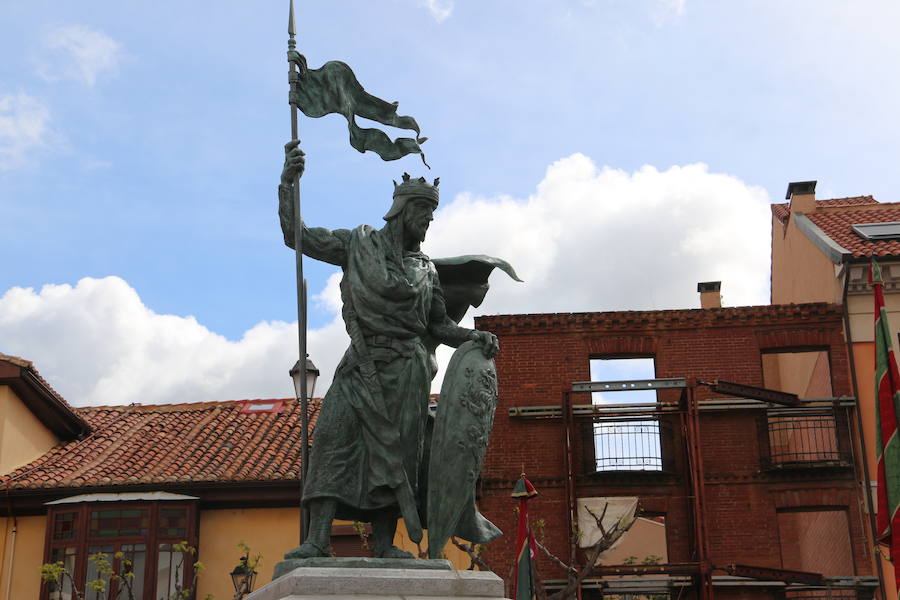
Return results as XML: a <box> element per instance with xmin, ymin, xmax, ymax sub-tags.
<box><xmin>246</xmin><ymin>561</ymin><xmax>509</xmax><ymax>600</ymax></box>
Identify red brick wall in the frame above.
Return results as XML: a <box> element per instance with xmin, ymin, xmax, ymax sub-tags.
<box><xmin>475</xmin><ymin>303</ymin><xmax>869</xmax><ymax>592</ymax></box>
<box><xmin>778</xmin><ymin>509</ymin><xmax>854</xmax><ymax>576</ymax></box>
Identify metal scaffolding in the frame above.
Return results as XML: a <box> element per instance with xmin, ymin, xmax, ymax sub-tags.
<box><xmin>509</xmin><ymin>378</ymin><xmax>875</xmax><ymax>600</ymax></box>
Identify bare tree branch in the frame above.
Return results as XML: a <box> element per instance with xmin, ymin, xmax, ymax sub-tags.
<box><xmin>534</xmin><ymin>538</ymin><xmax>577</xmax><ymax>575</ymax></box>
<box><xmin>450</xmin><ymin>537</ymin><xmax>491</xmax><ymax>572</ymax></box>
<box><xmin>545</xmin><ymin>502</ymin><xmax>639</xmax><ymax>600</ymax></box>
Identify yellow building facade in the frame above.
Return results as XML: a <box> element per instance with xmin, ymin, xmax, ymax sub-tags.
<box><xmin>0</xmin><ymin>356</ymin><xmax>473</xmax><ymax>600</ymax></box>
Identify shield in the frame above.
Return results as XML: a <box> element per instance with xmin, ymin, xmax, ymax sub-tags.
<box><xmin>427</xmin><ymin>340</ymin><xmax>502</xmax><ymax>558</ymax></box>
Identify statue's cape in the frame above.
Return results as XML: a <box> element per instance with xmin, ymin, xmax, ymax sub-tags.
<box><xmin>433</xmin><ymin>255</ymin><xmax>523</xmax><ymax>324</ymax></box>
<box><xmin>426</xmin><ymin>341</ymin><xmax>502</xmax><ymax>558</ymax></box>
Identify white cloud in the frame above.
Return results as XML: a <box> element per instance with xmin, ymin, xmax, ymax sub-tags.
<box><xmin>0</xmin><ymin>277</ymin><xmax>294</xmax><ymax>406</ymax></box>
<box><xmin>0</xmin><ymin>92</ymin><xmax>51</xmax><ymax>170</ymax></box>
<box><xmin>0</xmin><ymin>155</ymin><xmax>770</xmax><ymax>406</ymax></box>
<box><xmin>37</xmin><ymin>25</ymin><xmax>122</xmax><ymax>86</ymax></box>
<box><xmin>651</xmin><ymin>0</ymin><xmax>686</xmax><ymax>26</ymax></box>
<box><xmin>424</xmin><ymin>154</ymin><xmax>770</xmax><ymax>320</ymax></box>
<box><xmin>420</xmin><ymin>0</ymin><xmax>453</xmax><ymax>22</ymax></box>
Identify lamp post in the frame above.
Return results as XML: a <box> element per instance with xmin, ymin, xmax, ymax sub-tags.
<box><xmin>290</xmin><ymin>354</ymin><xmax>319</xmax><ymax>543</ymax></box>
<box><xmin>230</xmin><ymin>554</ymin><xmax>257</xmax><ymax>599</ymax></box>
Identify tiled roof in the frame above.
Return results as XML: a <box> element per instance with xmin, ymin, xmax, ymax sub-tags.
<box><xmin>2</xmin><ymin>398</ymin><xmax>320</xmax><ymax>490</ymax></box>
<box><xmin>771</xmin><ymin>196</ymin><xmax>877</xmax><ymax>223</ymax></box>
<box><xmin>0</xmin><ymin>353</ymin><xmax>83</xmax><ymax>420</ymax></box>
<box><xmin>806</xmin><ymin>204</ymin><xmax>900</xmax><ymax>258</ymax></box>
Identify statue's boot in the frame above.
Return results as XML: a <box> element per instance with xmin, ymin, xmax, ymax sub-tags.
<box><xmin>285</xmin><ymin>499</ymin><xmax>336</xmax><ymax>559</ymax></box>
<box><xmin>372</xmin><ymin>509</ymin><xmax>414</xmax><ymax>559</ymax></box>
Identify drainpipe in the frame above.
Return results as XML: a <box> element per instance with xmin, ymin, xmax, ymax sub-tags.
<box><xmin>3</xmin><ymin>520</ymin><xmax>15</xmax><ymax>600</ymax></box>
<box><xmin>842</xmin><ymin>263</ymin><xmax>887</xmax><ymax>600</ymax></box>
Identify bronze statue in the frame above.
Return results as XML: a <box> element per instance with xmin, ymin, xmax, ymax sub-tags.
<box><xmin>279</xmin><ymin>141</ymin><xmax>509</xmax><ymax>559</ymax></box>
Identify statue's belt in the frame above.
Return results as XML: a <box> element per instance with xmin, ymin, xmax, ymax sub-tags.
<box><xmin>363</xmin><ymin>335</ymin><xmax>420</xmax><ymax>356</ymax></box>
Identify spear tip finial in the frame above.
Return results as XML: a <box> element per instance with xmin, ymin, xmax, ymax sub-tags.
<box><xmin>288</xmin><ymin>0</ymin><xmax>296</xmax><ymax>37</ymax></box>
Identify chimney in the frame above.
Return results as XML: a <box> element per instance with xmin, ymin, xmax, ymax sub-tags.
<box><xmin>698</xmin><ymin>281</ymin><xmax>722</xmax><ymax>309</ymax></box>
<box><xmin>785</xmin><ymin>180</ymin><xmax>817</xmax><ymax>215</ymax></box>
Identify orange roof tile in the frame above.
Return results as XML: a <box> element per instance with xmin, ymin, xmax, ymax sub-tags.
<box><xmin>806</xmin><ymin>204</ymin><xmax>900</xmax><ymax>258</ymax></box>
<box><xmin>2</xmin><ymin>398</ymin><xmax>321</xmax><ymax>490</ymax></box>
<box><xmin>771</xmin><ymin>196</ymin><xmax>877</xmax><ymax>223</ymax></box>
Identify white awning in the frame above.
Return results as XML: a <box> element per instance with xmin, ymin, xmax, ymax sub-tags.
<box><xmin>576</xmin><ymin>496</ymin><xmax>638</xmax><ymax>549</ymax></box>
<box><xmin>46</xmin><ymin>492</ymin><xmax>198</xmax><ymax>505</ymax></box>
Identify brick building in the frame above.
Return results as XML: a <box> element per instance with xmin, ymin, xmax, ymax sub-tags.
<box><xmin>475</xmin><ymin>301</ymin><xmax>878</xmax><ymax>600</ymax></box>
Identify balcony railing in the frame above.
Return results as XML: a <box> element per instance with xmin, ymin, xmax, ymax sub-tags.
<box><xmin>766</xmin><ymin>409</ymin><xmax>848</xmax><ymax>468</ymax></box>
<box><xmin>594</xmin><ymin>419</ymin><xmax>663</xmax><ymax>472</ymax></box>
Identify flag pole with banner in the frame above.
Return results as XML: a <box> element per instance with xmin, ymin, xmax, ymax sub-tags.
<box><xmin>283</xmin><ymin>0</ymin><xmax>429</xmax><ymax>543</ymax></box>
<box><xmin>286</xmin><ymin>0</ymin><xmax>311</xmax><ymax>545</ymax></box>
<box><xmin>872</xmin><ymin>257</ymin><xmax>900</xmax><ymax>592</ymax></box>
<box><xmin>512</xmin><ymin>474</ymin><xmax>539</xmax><ymax>600</ymax></box>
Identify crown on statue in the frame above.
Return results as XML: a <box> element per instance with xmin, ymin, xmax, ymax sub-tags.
<box><xmin>383</xmin><ymin>173</ymin><xmax>440</xmax><ymax>220</ymax></box>
<box><xmin>393</xmin><ymin>172</ymin><xmax>440</xmax><ymax>203</ymax></box>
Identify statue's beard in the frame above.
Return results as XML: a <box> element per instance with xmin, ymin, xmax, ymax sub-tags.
<box><xmin>406</xmin><ymin>221</ymin><xmax>429</xmax><ymax>245</ymax></box>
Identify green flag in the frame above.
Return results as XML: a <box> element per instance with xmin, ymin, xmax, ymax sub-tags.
<box><xmin>290</xmin><ymin>52</ymin><xmax>427</xmax><ymax>163</ymax></box>
<box><xmin>872</xmin><ymin>259</ymin><xmax>900</xmax><ymax>592</ymax></box>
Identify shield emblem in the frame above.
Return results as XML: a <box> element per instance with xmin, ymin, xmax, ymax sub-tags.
<box><xmin>427</xmin><ymin>340</ymin><xmax>502</xmax><ymax>558</ymax></box>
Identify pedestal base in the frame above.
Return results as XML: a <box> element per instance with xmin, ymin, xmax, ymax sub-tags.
<box><xmin>246</xmin><ymin>564</ymin><xmax>508</xmax><ymax>600</ymax></box>
<box><xmin>273</xmin><ymin>557</ymin><xmax>453</xmax><ymax>580</ymax></box>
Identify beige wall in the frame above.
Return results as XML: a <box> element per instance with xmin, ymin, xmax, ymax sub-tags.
<box><xmin>847</xmin><ymin>291</ymin><xmax>900</xmax><ymax>345</ymax></box>
<box><xmin>0</xmin><ymin>386</ymin><xmax>59</xmax><ymax>475</ymax></box>
<box><xmin>392</xmin><ymin>517</ymin><xmax>471</xmax><ymax>570</ymax></box>
<box><xmin>596</xmin><ymin>517</ymin><xmax>667</xmax><ymax>565</ymax></box>
<box><xmin>196</xmin><ymin>507</ymin><xmax>301</xmax><ymax>599</ymax></box>
<box><xmin>0</xmin><ymin>515</ymin><xmax>47</xmax><ymax>600</ymax></box>
<box><xmin>196</xmin><ymin>509</ymin><xmax>473</xmax><ymax>598</ymax></box>
<box><xmin>762</xmin><ymin>350</ymin><xmax>833</xmax><ymax>399</ymax></box>
<box><xmin>770</xmin><ymin>215</ymin><xmax>843</xmax><ymax>305</ymax></box>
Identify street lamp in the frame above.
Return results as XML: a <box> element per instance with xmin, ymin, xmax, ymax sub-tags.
<box><xmin>230</xmin><ymin>554</ymin><xmax>257</xmax><ymax>599</ymax></box>
<box><xmin>290</xmin><ymin>356</ymin><xmax>319</xmax><ymax>401</ymax></box>
<box><xmin>290</xmin><ymin>355</ymin><xmax>319</xmax><ymax>543</ymax></box>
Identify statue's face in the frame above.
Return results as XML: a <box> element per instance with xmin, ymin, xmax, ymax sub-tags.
<box><xmin>403</xmin><ymin>198</ymin><xmax>435</xmax><ymax>244</ymax></box>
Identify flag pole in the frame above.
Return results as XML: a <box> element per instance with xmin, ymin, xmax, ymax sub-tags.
<box><xmin>287</xmin><ymin>0</ymin><xmax>310</xmax><ymax>545</ymax></box>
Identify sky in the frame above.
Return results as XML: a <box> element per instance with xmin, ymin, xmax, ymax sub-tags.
<box><xmin>2</xmin><ymin>1</ymin><xmax>899</xmax><ymax>406</ymax></box>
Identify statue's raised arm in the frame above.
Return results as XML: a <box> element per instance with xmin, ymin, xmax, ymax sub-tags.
<box><xmin>278</xmin><ymin>140</ymin><xmax>350</xmax><ymax>266</ymax></box>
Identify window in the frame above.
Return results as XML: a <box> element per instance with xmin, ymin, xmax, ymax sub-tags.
<box><xmin>590</xmin><ymin>358</ymin><xmax>662</xmax><ymax>472</ymax></box>
<box><xmin>43</xmin><ymin>501</ymin><xmax>197</xmax><ymax>600</ymax></box>
<box><xmin>777</xmin><ymin>508</ymin><xmax>854</xmax><ymax>576</ymax></box>
<box><xmin>761</xmin><ymin>350</ymin><xmax>844</xmax><ymax>467</ymax></box>
<box><xmin>851</xmin><ymin>222</ymin><xmax>900</xmax><ymax>241</ymax></box>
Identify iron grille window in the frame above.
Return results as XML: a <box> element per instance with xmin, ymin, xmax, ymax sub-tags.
<box><xmin>594</xmin><ymin>419</ymin><xmax>662</xmax><ymax>471</ymax></box>
<box><xmin>590</xmin><ymin>357</ymin><xmax>663</xmax><ymax>472</ymax></box>
<box><xmin>766</xmin><ymin>410</ymin><xmax>844</xmax><ymax>467</ymax></box>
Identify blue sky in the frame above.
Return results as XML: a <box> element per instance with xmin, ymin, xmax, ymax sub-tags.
<box><xmin>2</xmin><ymin>1</ymin><xmax>899</xmax><ymax>405</ymax></box>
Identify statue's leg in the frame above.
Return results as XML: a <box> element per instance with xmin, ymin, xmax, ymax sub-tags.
<box><xmin>285</xmin><ymin>499</ymin><xmax>336</xmax><ymax>559</ymax></box>
<box><xmin>372</xmin><ymin>509</ymin><xmax>414</xmax><ymax>559</ymax></box>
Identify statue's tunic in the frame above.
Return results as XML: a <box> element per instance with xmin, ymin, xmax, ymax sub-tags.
<box><xmin>299</xmin><ymin>222</ymin><xmax>462</xmax><ymax>520</ymax></box>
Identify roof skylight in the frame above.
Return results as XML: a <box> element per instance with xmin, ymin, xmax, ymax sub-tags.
<box><xmin>851</xmin><ymin>222</ymin><xmax>900</xmax><ymax>241</ymax></box>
